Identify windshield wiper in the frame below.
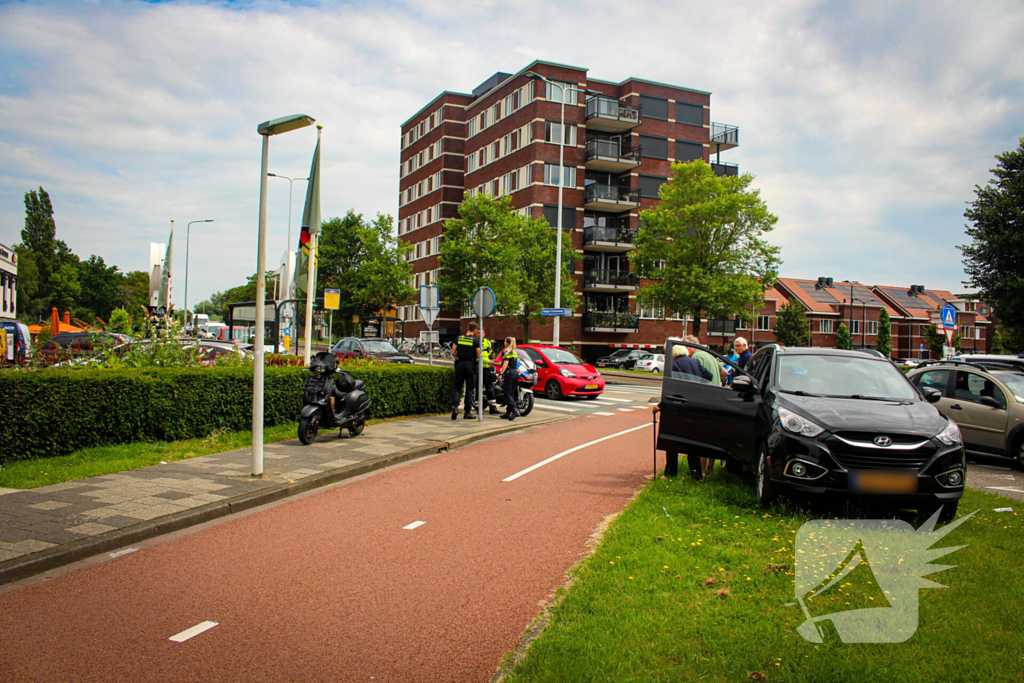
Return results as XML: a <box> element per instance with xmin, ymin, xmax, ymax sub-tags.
<box><xmin>831</xmin><ymin>394</ymin><xmax>913</xmax><ymax>404</ymax></box>
<box><xmin>778</xmin><ymin>389</ymin><xmax>823</xmax><ymax>397</ymax></box>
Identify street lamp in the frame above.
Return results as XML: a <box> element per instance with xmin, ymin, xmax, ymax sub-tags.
<box><xmin>253</xmin><ymin>114</ymin><xmax>316</xmax><ymax>478</ymax></box>
<box><xmin>843</xmin><ymin>280</ymin><xmax>868</xmax><ymax>349</ymax></box>
<box><xmin>524</xmin><ymin>71</ymin><xmax>599</xmax><ymax>347</ymax></box>
<box><xmin>184</xmin><ymin>219</ymin><xmax>214</xmax><ymax>332</ymax></box>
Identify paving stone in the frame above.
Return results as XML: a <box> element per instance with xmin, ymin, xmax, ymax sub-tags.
<box><xmin>11</xmin><ymin>539</ymin><xmax>57</xmax><ymax>554</ymax></box>
<box><xmin>0</xmin><ymin>548</ymin><xmax>22</xmax><ymax>561</ymax></box>
<box><xmin>27</xmin><ymin>501</ymin><xmax>73</xmax><ymax>511</ymax></box>
<box><xmin>152</xmin><ymin>491</ymin><xmax>193</xmax><ymax>501</ymax></box>
<box><xmin>68</xmin><ymin>522</ymin><xmax>117</xmax><ymax>536</ymax></box>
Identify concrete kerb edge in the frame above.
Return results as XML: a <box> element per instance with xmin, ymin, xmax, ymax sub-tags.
<box><xmin>0</xmin><ymin>415</ymin><xmax>568</xmax><ymax>586</ymax></box>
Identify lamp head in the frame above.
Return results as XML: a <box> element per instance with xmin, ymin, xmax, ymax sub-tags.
<box><xmin>257</xmin><ymin>114</ymin><xmax>316</xmax><ymax>136</ymax></box>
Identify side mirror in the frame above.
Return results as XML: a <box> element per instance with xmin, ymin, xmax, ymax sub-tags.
<box><xmin>922</xmin><ymin>387</ymin><xmax>942</xmax><ymax>403</ymax></box>
<box><xmin>980</xmin><ymin>395</ymin><xmax>1001</xmax><ymax>409</ymax></box>
<box><xmin>535</xmin><ymin>360</ymin><xmax>546</xmax><ymax>367</ymax></box>
<box><xmin>731</xmin><ymin>375</ymin><xmax>754</xmax><ymax>393</ymax></box>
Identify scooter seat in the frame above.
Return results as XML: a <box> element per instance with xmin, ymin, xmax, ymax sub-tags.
<box><xmin>353</xmin><ymin>379</ymin><xmax>366</xmax><ymax>391</ymax></box>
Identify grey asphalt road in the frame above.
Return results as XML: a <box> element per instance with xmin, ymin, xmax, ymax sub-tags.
<box><xmin>967</xmin><ymin>456</ymin><xmax>1024</xmax><ymax>503</ymax></box>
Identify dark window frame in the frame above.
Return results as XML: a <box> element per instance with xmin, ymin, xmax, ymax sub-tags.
<box><xmin>639</xmin><ymin>135</ymin><xmax>668</xmax><ymax>160</ymax></box>
<box><xmin>675</xmin><ymin>101</ymin><xmax>704</xmax><ymax>127</ymax></box>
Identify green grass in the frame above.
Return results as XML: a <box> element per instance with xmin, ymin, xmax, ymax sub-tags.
<box><xmin>503</xmin><ymin>472</ymin><xmax>1024</xmax><ymax>683</ymax></box>
<box><xmin>0</xmin><ymin>414</ymin><xmax>438</xmax><ymax>490</ymax></box>
<box><xmin>601</xmin><ymin>367</ymin><xmax>662</xmax><ymax>377</ymax></box>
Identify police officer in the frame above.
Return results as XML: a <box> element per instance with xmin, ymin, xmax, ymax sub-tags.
<box><xmin>452</xmin><ymin>322</ymin><xmax>481</xmax><ymax>420</ymax></box>
<box><xmin>498</xmin><ymin>336</ymin><xmax>520</xmax><ymax>421</ymax></box>
<box><xmin>479</xmin><ymin>330</ymin><xmax>501</xmax><ymax>415</ymax></box>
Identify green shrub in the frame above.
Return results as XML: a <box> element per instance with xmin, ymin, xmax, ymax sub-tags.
<box><xmin>0</xmin><ymin>363</ymin><xmax>453</xmax><ymax>464</ymax></box>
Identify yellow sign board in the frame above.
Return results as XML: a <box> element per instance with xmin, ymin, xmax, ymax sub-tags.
<box><xmin>0</xmin><ymin>328</ymin><xmax>6</xmax><ymax>361</ymax></box>
<box><xmin>324</xmin><ymin>288</ymin><xmax>340</xmax><ymax>310</ymax></box>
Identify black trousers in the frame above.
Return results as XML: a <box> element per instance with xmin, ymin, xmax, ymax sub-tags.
<box><xmin>503</xmin><ymin>368</ymin><xmax>518</xmax><ymax>415</ymax></box>
<box><xmin>484</xmin><ymin>367</ymin><xmax>498</xmax><ymax>406</ymax></box>
<box><xmin>453</xmin><ymin>361</ymin><xmax>477</xmax><ymax>414</ymax></box>
<box><xmin>664</xmin><ymin>451</ymin><xmax>704</xmax><ymax>480</ymax></box>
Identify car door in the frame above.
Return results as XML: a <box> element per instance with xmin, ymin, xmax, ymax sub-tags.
<box><xmin>521</xmin><ymin>348</ymin><xmax>550</xmax><ymax>388</ymax></box>
<box><xmin>949</xmin><ymin>370</ymin><xmax>1009</xmax><ymax>452</ymax></box>
<box><xmin>657</xmin><ymin>340</ymin><xmax>761</xmax><ymax>461</ymax></box>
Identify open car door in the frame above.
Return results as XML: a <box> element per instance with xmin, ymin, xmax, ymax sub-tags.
<box><xmin>657</xmin><ymin>340</ymin><xmax>763</xmax><ymax>465</ymax></box>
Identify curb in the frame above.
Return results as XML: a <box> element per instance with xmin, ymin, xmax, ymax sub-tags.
<box><xmin>0</xmin><ymin>414</ymin><xmax>568</xmax><ymax>587</ymax></box>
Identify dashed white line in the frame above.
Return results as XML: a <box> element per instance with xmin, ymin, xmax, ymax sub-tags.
<box><xmin>600</xmin><ymin>397</ymin><xmax>631</xmax><ymax>403</ymax></box>
<box><xmin>617</xmin><ymin>407</ymin><xmax>635</xmax><ymax>412</ymax></box>
<box><xmin>403</xmin><ymin>520</ymin><xmax>426</xmax><ymax>530</ymax></box>
<box><xmin>592</xmin><ymin>411</ymin><xmax>615</xmax><ymax>416</ymax></box>
<box><xmin>169</xmin><ymin>621</ymin><xmax>218</xmax><ymax>643</ymax></box>
<box><xmin>532</xmin><ymin>403</ymin><xmax>579</xmax><ymax>412</ymax></box>
<box><xmin>503</xmin><ymin>423</ymin><xmax>653</xmax><ymax>482</ymax></box>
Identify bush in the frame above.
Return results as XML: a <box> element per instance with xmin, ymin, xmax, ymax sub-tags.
<box><xmin>0</xmin><ymin>363</ymin><xmax>453</xmax><ymax>464</ymax></box>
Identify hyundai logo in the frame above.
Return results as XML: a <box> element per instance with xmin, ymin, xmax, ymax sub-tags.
<box><xmin>874</xmin><ymin>436</ymin><xmax>893</xmax><ymax>447</ymax></box>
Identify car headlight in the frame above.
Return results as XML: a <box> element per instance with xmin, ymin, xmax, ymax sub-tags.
<box><xmin>777</xmin><ymin>407</ymin><xmax>825</xmax><ymax>438</ymax></box>
<box><xmin>560</xmin><ymin>369</ymin><xmax>576</xmax><ymax>378</ymax></box>
<box><xmin>935</xmin><ymin>419</ymin><xmax>962</xmax><ymax>445</ymax></box>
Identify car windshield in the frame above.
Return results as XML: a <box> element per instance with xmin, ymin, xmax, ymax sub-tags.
<box><xmin>544</xmin><ymin>348</ymin><xmax>586</xmax><ymax>365</ymax></box>
<box><xmin>776</xmin><ymin>355</ymin><xmax>918</xmax><ymax>400</ymax></box>
<box><xmin>364</xmin><ymin>341</ymin><xmax>400</xmax><ymax>354</ymax></box>
<box><xmin>992</xmin><ymin>372</ymin><xmax>1024</xmax><ymax>403</ymax></box>
<box><xmin>609</xmin><ymin>350</ymin><xmax>631</xmax><ymax>358</ymax></box>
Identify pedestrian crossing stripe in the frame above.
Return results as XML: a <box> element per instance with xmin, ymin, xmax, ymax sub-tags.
<box><xmin>592</xmin><ymin>412</ymin><xmax>616</xmax><ymax>416</ymax></box>
<box><xmin>532</xmin><ymin>403</ymin><xmax>579</xmax><ymax>412</ymax></box>
<box><xmin>599</xmin><ymin>397</ymin><xmax>631</xmax><ymax>403</ymax></box>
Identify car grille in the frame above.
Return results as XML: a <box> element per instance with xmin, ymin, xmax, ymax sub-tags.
<box><xmin>826</xmin><ymin>434</ymin><xmax>935</xmax><ymax>471</ymax></box>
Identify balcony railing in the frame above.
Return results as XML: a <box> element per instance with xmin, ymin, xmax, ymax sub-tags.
<box><xmin>583</xmin><ymin>226</ymin><xmax>637</xmax><ymax>248</ymax></box>
<box><xmin>583</xmin><ymin>311</ymin><xmax>640</xmax><ymax>332</ymax></box>
<box><xmin>585</xmin><ymin>139</ymin><xmax>641</xmax><ymax>164</ymax></box>
<box><xmin>583</xmin><ymin>269</ymin><xmax>640</xmax><ymax>289</ymax></box>
<box><xmin>711</xmin><ymin>161</ymin><xmax>738</xmax><ymax>177</ymax></box>
<box><xmin>584</xmin><ymin>184</ymin><xmax>640</xmax><ymax>206</ymax></box>
<box><xmin>585</xmin><ymin>97</ymin><xmax>641</xmax><ymax>132</ymax></box>
<box><xmin>710</xmin><ymin>122</ymin><xmax>739</xmax><ymax>148</ymax></box>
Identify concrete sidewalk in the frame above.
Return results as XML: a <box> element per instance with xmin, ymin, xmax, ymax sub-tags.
<box><xmin>0</xmin><ymin>409</ymin><xmax>567</xmax><ymax>586</ymax></box>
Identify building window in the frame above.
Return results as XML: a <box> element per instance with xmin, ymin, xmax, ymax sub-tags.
<box><xmin>919</xmin><ymin>324</ymin><xmax>929</xmax><ymax>337</ymax></box>
<box><xmin>467</xmin><ymin>117</ymin><xmax>478</xmax><ymax>138</ymax></box>
<box><xmin>756</xmin><ymin>315</ymin><xmax>771</xmax><ymax>331</ymax></box>
<box><xmin>852</xmin><ymin>320</ymin><xmax>862</xmax><ymax>335</ymax></box>
<box><xmin>542</xmin><ymin>205</ymin><xmax>576</xmax><ymax>230</ymax></box>
<box><xmin>639</xmin><ymin>304</ymin><xmax>665</xmax><ymax>319</ymax></box>
<box><xmin>675</xmin><ymin>141</ymin><xmax>703</xmax><ymax>162</ymax></box>
<box><xmin>639</xmin><ymin>135</ymin><xmax>668</xmax><ymax>160</ymax></box>
<box><xmin>544</xmin><ymin>121</ymin><xmax>577</xmax><ymax>146</ymax></box>
<box><xmin>737</xmin><ymin>317</ymin><xmax>749</xmax><ymax>331</ymax></box>
<box><xmin>675</xmin><ymin>102</ymin><xmax>704</xmax><ymax>126</ymax></box>
<box><xmin>868</xmin><ymin>320</ymin><xmax>879</xmax><ymax>336</ymax></box>
<box><xmin>546</xmin><ymin>81</ymin><xmax>578</xmax><ymax>105</ymax></box>
<box><xmin>544</xmin><ymin>164</ymin><xmax>576</xmax><ymax>187</ymax></box>
<box><xmin>819</xmin><ymin>319</ymin><xmax>834</xmax><ymax>334</ymax></box>
<box><xmin>638</xmin><ymin>175</ymin><xmax>668</xmax><ymax>199</ymax></box>
<box><xmin>639</xmin><ymin>95</ymin><xmax>668</xmax><ymax>120</ymax></box>
<box><xmin>960</xmin><ymin>325</ymin><xmax>972</xmax><ymax>339</ymax></box>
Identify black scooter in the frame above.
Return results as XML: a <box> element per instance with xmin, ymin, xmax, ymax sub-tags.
<box><xmin>298</xmin><ymin>352</ymin><xmax>371</xmax><ymax>445</ymax></box>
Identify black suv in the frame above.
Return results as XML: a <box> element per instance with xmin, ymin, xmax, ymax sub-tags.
<box><xmin>595</xmin><ymin>348</ymin><xmax>649</xmax><ymax>370</ymax></box>
<box><xmin>657</xmin><ymin>342</ymin><xmax>965</xmax><ymax>519</ymax></box>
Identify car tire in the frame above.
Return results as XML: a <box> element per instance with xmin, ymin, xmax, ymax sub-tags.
<box><xmin>1013</xmin><ymin>434</ymin><xmax>1024</xmax><ymax>470</ymax></box>
<box><xmin>545</xmin><ymin>380</ymin><xmax>563</xmax><ymax>401</ymax></box>
<box><xmin>755</xmin><ymin>445</ymin><xmax>777</xmax><ymax>507</ymax></box>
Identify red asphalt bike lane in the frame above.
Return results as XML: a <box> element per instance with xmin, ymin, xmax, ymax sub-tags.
<box><xmin>0</xmin><ymin>408</ymin><xmax>657</xmax><ymax>683</ymax></box>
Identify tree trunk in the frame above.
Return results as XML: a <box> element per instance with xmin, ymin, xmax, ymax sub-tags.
<box><xmin>520</xmin><ymin>316</ymin><xmax>531</xmax><ymax>345</ymax></box>
<box><xmin>691</xmin><ymin>314</ymin><xmax>703</xmax><ymax>337</ymax></box>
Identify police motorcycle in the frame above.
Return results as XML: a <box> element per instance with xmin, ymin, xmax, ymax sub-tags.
<box><xmin>477</xmin><ymin>352</ymin><xmax>537</xmax><ymax>417</ymax></box>
<box><xmin>298</xmin><ymin>351</ymin><xmax>371</xmax><ymax>445</ymax></box>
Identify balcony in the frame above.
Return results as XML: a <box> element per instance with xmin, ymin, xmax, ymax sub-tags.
<box><xmin>583</xmin><ymin>226</ymin><xmax>636</xmax><ymax>252</ymax></box>
<box><xmin>583</xmin><ymin>311</ymin><xmax>640</xmax><ymax>333</ymax></box>
<box><xmin>585</xmin><ymin>96</ymin><xmax>641</xmax><ymax>133</ymax></box>
<box><xmin>583</xmin><ymin>269</ymin><xmax>640</xmax><ymax>292</ymax></box>
<box><xmin>711</xmin><ymin>161</ymin><xmax>738</xmax><ymax>177</ymax></box>
<box><xmin>584</xmin><ymin>184</ymin><xmax>641</xmax><ymax>213</ymax></box>
<box><xmin>710</xmin><ymin>122</ymin><xmax>739</xmax><ymax>151</ymax></box>
<box><xmin>585</xmin><ymin>139</ymin><xmax>641</xmax><ymax>173</ymax></box>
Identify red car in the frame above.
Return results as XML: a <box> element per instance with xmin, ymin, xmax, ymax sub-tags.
<box><xmin>519</xmin><ymin>344</ymin><xmax>605</xmax><ymax>400</ymax></box>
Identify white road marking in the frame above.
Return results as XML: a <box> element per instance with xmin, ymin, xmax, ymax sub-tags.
<box><xmin>503</xmin><ymin>423</ymin><xmax>653</xmax><ymax>482</ymax></box>
<box><xmin>403</xmin><ymin>520</ymin><xmax>426</xmax><ymax>530</ymax></box>
<box><xmin>169</xmin><ymin>621</ymin><xmax>218</xmax><ymax>643</ymax></box>
<box><xmin>593</xmin><ymin>412</ymin><xmax>615</xmax><ymax>416</ymax></box>
<box><xmin>600</xmin><ymin>397</ymin><xmax>631</xmax><ymax>403</ymax></box>
<box><xmin>986</xmin><ymin>486</ymin><xmax>1024</xmax><ymax>494</ymax></box>
<box><xmin>109</xmin><ymin>548</ymin><xmax>138</xmax><ymax>559</ymax></box>
<box><xmin>617</xmin><ymin>408</ymin><xmax>635</xmax><ymax>412</ymax></box>
<box><xmin>589</xmin><ymin>400</ymin><xmax>617</xmax><ymax>406</ymax></box>
<box><xmin>532</xmin><ymin>403</ymin><xmax>579</xmax><ymax>412</ymax></box>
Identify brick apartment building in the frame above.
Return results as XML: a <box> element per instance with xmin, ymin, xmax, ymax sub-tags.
<box><xmin>396</xmin><ymin>60</ymin><xmax>740</xmax><ymax>363</ymax></box>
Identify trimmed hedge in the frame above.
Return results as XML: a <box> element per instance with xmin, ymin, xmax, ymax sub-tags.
<box><xmin>0</xmin><ymin>363</ymin><xmax>454</xmax><ymax>464</ymax></box>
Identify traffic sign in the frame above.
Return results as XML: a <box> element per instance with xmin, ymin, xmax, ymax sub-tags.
<box><xmin>421</xmin><ymin>307</ymin><xmax>439</xmax><ymax>327</ymax></box>
<box><xmin>940</xmin><ymin>304</ymin><xmax>957</xmax><ymax>329</ymax></box>
<box><xmin>944</xmin><ymin>327</ymin><xmax>956</xmax><ymax>346</ymax></box>
<box><xmin>324</xmin><ymin>288</ymin><xmax>340</xmax><ymax>310</ymax></box>
<box><xmin>541</xmin><ymin>308</ymin><xmax>572</xmax><ymax>317</ymax></box>
<box><xmin>282</xmin><ymin>326</ymin><xmax>291</xmax><ymax>336</ymax></box>
<box><xmin>471</xmin><ymin>287</ymin><xmax>496</xmax><ymax>318</ymax></box>
<box><xmin>419</xmin><ymin>285</ymin><xmax>439</xmax><ymax>310</ymax></box>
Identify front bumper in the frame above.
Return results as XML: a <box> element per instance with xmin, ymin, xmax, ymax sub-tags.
<box><xmin>560</xmin><ymin>376</ymin><xmax>606</xmax><ymax>396</ymax></box>
<box><xmin>765</xmin><ymin>431</ymin><xmax>965</xmax><ymax>504</ymax></box>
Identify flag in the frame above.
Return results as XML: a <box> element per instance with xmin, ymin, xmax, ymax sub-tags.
<box><xmin>158</xmin><ymin>229</ymin><xmax>174</xmax><ymax>307</ymax></box>
<box><xmin>295</xmin><ymin>134</ymin><xmax>321</xmax><ymax>295</ymax></box>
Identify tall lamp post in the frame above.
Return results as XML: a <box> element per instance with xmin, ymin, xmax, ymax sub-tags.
<box><xmin>253</xmin><ymin>114</ymin><xmax>316</xmax><ymax>478</ymax></box>
<box><xmin>267</xmin><ymin>172</ymin><xmax>309</xmax><ymax>354</ymax></box>
<box><xmin>524</xmin><ymin>72</ymin><xmax>598</xmax><ymax>347</ymax></box>
<box><xmin>843</xmin><ymin>280</ymin><xmax>868</xmax><ymax>349</ymax></box>
<box><xmin>183</xmin><ymin>219</ymin><xmax>214</xmax><ymax>332</ymax></box>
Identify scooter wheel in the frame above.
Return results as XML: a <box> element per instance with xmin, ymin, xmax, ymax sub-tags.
<box><xmin>298</xmin><ymin>415</ymin><xmax>319</xmax><ymax>445</ymax></box>
<box><xmin>348</xmin><ymin>420</ymin><xmax>365</xmax><ymax>437</ymax></box>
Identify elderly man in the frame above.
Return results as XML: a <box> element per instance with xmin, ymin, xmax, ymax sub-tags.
<box><xmin>684</xmin><ymin>335</ymin><xmax>727</xmax><ymax>387</ymax></box>
<box><xmin>734</xmin><ymin>336</ymin><xmax>752</xmax><ymax>370</ymax></box>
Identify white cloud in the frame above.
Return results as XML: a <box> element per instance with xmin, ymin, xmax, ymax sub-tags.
<box><xmin>0</xmin><ymin>0</ymin><xmax>1021</xmax><ymax>311</ymax></box>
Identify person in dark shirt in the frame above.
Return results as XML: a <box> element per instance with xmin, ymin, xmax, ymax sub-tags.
<box><xmin>452</xmin><ymin>323</ymin><xmax>481</xmax><ymax>419</ymax></box>
<box><xmin>671</xmin><ymin>344</ymin><xmax>712</xmax><ymax>381</ymax></box>
<box><xmin>734</xmin><ymin>336</ymin><xmax>752</xmax><ymax>370</ymax></box>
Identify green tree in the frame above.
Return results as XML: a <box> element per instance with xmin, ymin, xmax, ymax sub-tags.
<box><xmin>876</xmin><ymin>308</ymin><xmax>892</xmax><ymax>357</ymax></box>
<box><xmin>18</xmin><ymin>187</ymin><xmax>77</xmax><ymax>320</ymax></box>
<box><xmin>120</xmin><ymin>270</ymin><xmax>151</xmax><ymax>327</ymax></box>
<box><xmin>925</xmin><ymin>323</ymin><xmax>961</xmax><ymax>357</ymax></box>
<box><xmin>49</xmin><ymin>262</ymin><xmax>81</xmax><ymax>315</ymax></box>
<box><xmin>76</xmin><ymin>255</ymin><xmax>123</xmax><ymax>323</ymax></box>
<box><xmin>13</xmin><ymin>247</ymin><xmax>39</xmax><ymax>322</ymax></box>
<box><xmin>509</xmin><ymin>211</ymin><xmax>579</xmax><ymax>342</ymax></box>
<box><xmin>632</xmin><ymin>161</ymin><xmax>782</xmax><ymax>335</ymax></box>
<box><xmin>108</xmin><ymin>309</ymin><xmax>133</xmax><ymax>335</ymax></box>
<box><xmin>772</xmin><ymin>301</ymin><xmax>809</xmax><ymax>347</ymax></box>
<box><xmin>836</xmin><ymin>322</ymin><xmax>852</xmax><ymax>350</ymax></box>
<box><xmin>316</xmin><ymin>211</ymin><xmax>416</xmax><ymax>337</ymax></box>
<box><xmin>990</xmin><ymin>327</ymin><xmax>1005</xmax><ymax>354</ymax></box>
<box><xmin>959</xmin><ymin>137</ymin><xmax>1024</xmax><ymax>338</ymax></box>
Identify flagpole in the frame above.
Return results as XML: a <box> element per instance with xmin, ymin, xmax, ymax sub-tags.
<box><xmin>303</xmin><ymin>124</ymin><xmax>322</xmax><ymax>365</ymax></box>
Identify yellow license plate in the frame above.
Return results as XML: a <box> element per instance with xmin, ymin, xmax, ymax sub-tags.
<box><xmin>848</xmin><ymin>470</ymin><xmax>918</xmax><ymax>494</ymax></box>
<box><xmin>585</xmin><ymin>384</ymin><xmax>599</xmax><ymax>390</ymax></box>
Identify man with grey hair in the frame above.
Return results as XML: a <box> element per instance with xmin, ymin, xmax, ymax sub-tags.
<box><xmin>734</xmin><ymin>336</ymin><xmax>752</xmax><ymax>370</ymax></box>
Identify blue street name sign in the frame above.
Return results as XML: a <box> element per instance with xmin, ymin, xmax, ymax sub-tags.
<box><xmin>940</xmin><ymin>304</ymin><xmax>957</xmax><ymax>329</ymax></box>
<box><xmin>541</xmin><ymin>308</ymin><xmax>572</xmax><ymax>317</ymax></box>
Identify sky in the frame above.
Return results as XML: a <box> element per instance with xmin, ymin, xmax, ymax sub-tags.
<box><xmin>1</xmin><ymin>0</ymin><xmax>1022</xmax><ymax>313</ymax></box>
